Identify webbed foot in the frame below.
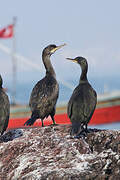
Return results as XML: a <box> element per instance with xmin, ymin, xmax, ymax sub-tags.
<box><xmin>50</xmin><ymin>123</ymin><xmax>58</xmax><ymax>127</ymax></box>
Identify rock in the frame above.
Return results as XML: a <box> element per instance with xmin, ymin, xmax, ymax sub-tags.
<box><xmin>0</xmin><ymin>129</ymin><xmax>23</xmax><ymax>143</ymax></box>
<box><xmin>0</xmin><ymin>125</ymin><xmax>120</xmax><ymax>179</ymax></box>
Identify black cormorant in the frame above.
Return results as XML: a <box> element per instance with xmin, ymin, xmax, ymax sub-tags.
<box><xmin>0</xmin><ymin>75</ymin><xmax>10</xmax><ymax>135</ymax></box>
<box><xmin>66</xmin><ymin>57</ymin><xmax>97</xmax><ymax>137</ymax></box>
<box><xmin>24</xmin><ymin>44</ymin><xmax>66</xmax><ymax>127</ymax></box>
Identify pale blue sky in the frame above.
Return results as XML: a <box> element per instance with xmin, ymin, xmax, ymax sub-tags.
<box><xmin>0</xmin><ymin>0</ymin><xmax>120</xmax><ymax>103</ymax></box>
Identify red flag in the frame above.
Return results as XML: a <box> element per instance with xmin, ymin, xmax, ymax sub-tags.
<box><xmin>0</xmin><ymin>24</ymin><xmax>13</xmax><ymax>38</ymax></box>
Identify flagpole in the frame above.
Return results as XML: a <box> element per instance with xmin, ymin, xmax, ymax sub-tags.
<box><xmin>12</xmin><ymin>17</ymin><xmax>17</xmax><ymax>105</ymax></box>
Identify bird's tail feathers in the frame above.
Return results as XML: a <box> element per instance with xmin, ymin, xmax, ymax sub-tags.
<box><xmin>24</xmin><ymin>115</ymin><xmax>38</xmax><ymax>126</ymax></box>
<box><xmin>70</xmin><ymin>122</ymin><xmax>82</xmax><ymax>137</ymax></box>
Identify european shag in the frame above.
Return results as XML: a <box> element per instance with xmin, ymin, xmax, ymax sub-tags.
<box><xmin>0</xmin><ymin>75</ymin><xmax>10</xmax><ymax>135</ymax></box>
<box><xmin>24</xmin><ymin>44</ymin><xmax>66</xmax><ymax>127</ymax></box>
<box><xmin>67</xmin><ymin>57</ymin><xmax>97</xmax><ymax>137</ymax></box>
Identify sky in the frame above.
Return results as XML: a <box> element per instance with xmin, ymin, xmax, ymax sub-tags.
<box><xmin>0</xmin><ymin>0</ymin><xmax>120</xmax><ymax>103</ymax></box>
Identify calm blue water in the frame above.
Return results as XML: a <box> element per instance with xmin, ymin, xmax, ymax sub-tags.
<box><xmin>89</xmin><ymin>122</ymin><xmax>120</xmax><ymax>130</ymax></box>
<box><xmin>6</xmin><ymin>76</ymin><xmax>120</xmax><ymax>105</ymax></box>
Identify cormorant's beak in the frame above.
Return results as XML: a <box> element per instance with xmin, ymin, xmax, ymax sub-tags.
<box><xmin>66</xmin><ymin>58</ymin><xmax>77</xmax><ymax>63</ymax></box>
<box><xmin>51</xmin><ymin>43</ymin><xmax>66</xmax><ymax>53</ymax></box>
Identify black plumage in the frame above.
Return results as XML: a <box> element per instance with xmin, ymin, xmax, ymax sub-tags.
<box><xmin>24</xmin><ymin>44</ymin><xmax>66</xmax><ymax>127</ymax></box>
<box><xmin>67</xmin><ymin>57</ymin><xmax>97</xmax><ymax>137</ymax></box>
<box><xmin>0</xmin><ymin>75</ymin><xmax>10</xmax><ymax>135</ymax></box>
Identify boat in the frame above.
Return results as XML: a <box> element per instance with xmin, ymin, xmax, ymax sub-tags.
<box><xmin>7</xmin><ymin>90</ymin><xmax>120</xmax><ymax>129</ymax></box>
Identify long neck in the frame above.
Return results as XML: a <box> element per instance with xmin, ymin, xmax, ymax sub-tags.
<box><xmin>79</xmin><ymin>65</ymin><xmax>88</xmax><ymax>83</ymax></box>
<box><xmin>0</xmin><ymin>76</ymin><xmax>3</xmax><ymax>88</ymax></box>
<box><xmin>42</xmin><ymin>53</ymin><xmax>56</xmax><ymax>77</ymax></box>
<box><xmin>0</xmin><ymin>82</ymin><xmax>2</xmax><ymax>88</ymax></box>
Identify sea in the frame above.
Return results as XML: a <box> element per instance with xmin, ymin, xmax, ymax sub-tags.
<box><xmin>6</xmin><ymin>76</ymin><xmax>120</xmax><ymax>105</ymax></box>
<box><xmin>5</xmin><ymin>76</ymin><xmax>120</xmax><ymax>130</ymax></box>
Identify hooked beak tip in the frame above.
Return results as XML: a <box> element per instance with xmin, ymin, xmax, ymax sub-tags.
<box><xmin>66</xmin><ymin>58</ymin><xmax>73</xmax><ymax>60</ymax></box>
<box><xmin>57</xmin><ymin>43</ymin><xmax>67</xmax><ymax>49</ymax></box>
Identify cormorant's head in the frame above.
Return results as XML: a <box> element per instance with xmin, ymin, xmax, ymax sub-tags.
<box><xmin>0</xmin><ymin>75</ymin><xmax>3</xmax><ymax>88</ymax></box>
<box><xmin>66</xmin><ymin>56</ymin><xmax>88</xmax><ymax>68</ymax></box>
<box><xmin>43</xmin><ymin>44</ymin><xmax>66</xmax><ymax>56</ymax></box>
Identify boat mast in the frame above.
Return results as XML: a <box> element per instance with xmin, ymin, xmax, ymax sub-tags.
<box><xmin>11</xmin><ymin>17</ymin><xmax>17</xmax><ymax>105</ymax></box>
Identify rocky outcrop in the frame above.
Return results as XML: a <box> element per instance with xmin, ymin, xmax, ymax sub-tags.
<box><xmin>0</xmin><ymin>125</ymin><xmax>120</xmax><ymax>180</ymax></box>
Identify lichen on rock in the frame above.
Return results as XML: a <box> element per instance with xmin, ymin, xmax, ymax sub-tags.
<box><xmin>0</xmin><ymin>125</ymin><xmax>120</xmax><ymax>179</ymax></box>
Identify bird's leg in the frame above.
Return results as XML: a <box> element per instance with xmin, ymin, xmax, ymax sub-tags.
<box><xmin>51</xmin><ymin>115</ymin><xmax>56</xmax><ymax>125</ymax></box>
<box><xmin>41</xmin><ymin>119</ymin><xmax>44</xmax><ymax>127</ymax></box>
<box><xmin>85</xmin><ymin>124</ymin><xmax>88</xmax><ymax>131</ymax></box>
<box><xmin>84</xmin><ymin>124</ymin><xmax>90</xmax><ymax>133</ymax></box>
<box><xmin>50</xmin><ymin>108</ymin><xmax>57</xmax><ymax>126</ymax></box>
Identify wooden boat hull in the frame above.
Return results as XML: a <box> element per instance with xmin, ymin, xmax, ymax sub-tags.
<box><xmin>7</xmin><ymin>104</ymin><xmax>120</xmax><ymax>129</ymax></box>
